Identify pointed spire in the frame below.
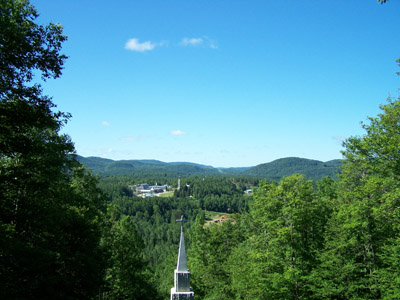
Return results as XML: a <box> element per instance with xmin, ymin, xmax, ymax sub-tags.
<box><xmin>177</xmin><ymin>225</ymin><xmax>188</xmax><ymax>271</ymax></box>
<box><xmin>171</xmin><ymin>216</ymin><xmax>194</xmax><ymax>299</ymax></box>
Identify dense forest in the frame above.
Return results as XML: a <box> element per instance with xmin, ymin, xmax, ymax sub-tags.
<box><xmin>1</xmin><ymin>0</ymin><xmax>400</xmax><ymax>299</ymax></box>
<box><xmin>77</xmin><ymin>155</ymin><xmax>342</xmax><ymax>181</ymax></box>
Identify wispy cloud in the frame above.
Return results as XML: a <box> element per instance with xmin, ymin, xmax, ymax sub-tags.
<box><xmin>170</xmin><ymin>130</ymin><xmax>187</xmax><ymax>136</ymax></box>
<box><xmin>101</xmin><ymin>121</ymin><xmax>110</xmax><ymax>126</ymax></box>
<box><xmin>181</xmin><ymin>36</ymin><xmax>218</xmax><ymax>49</ymax></box>
<box><xmin>332</xmin><ymin>136</ymin><xmax>346</xmax><ymax>142</ymax></box>
<box><xmin>181</xmin><ymin>37</ymin><xmax>203</xmax><ymax>46</ymax></box>
<box><xmin>125</xmin><ymin>38</ymin><xmax>156</xmax><ymax>52</ymax></box>
<box><xmin>125</xmin><ymin>37</ymin><xmax>216</xmax><ymax>51</ymax></box>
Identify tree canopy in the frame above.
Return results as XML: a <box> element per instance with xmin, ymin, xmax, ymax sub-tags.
<box><xmin>1</xmin><ymin>1</ymin><xmax>107</xmax><ymax>299</ymax></box>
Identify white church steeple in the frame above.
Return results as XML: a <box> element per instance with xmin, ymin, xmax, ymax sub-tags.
<box><xmin>170</xmin><ymin>216</ymin><xmax>194</xmax><ymax>300</ymax></box>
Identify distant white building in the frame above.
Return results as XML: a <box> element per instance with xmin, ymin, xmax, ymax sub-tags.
<box><xmin>136</xmin><ymin>183</ymin><xmax>150</xmax><ymax>193</ymax></box>
<box><xmin>136</xmin><ymin>183</ymin><xmax>168</xmax><ymax>194</ymax></box>
<box><xmin>142</xmin><ymin>192</ymin><xmax>156</xmax><ymax>198</ymax></box>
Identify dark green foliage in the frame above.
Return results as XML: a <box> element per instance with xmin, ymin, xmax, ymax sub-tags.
<box><xmin>311</xmin><ymin>99</ymin><xmax>400</xmax><ymax>299</ymax></box>
<box><xmin>244</xmin><ymin>157</ymin><xmax>341</xmax><ymax>180</ymax></box>
<box><xmin>174</xmin><ymin>177</ymin><xmax>252</xmax><ymax>213</ymax></box>
<box><xmin>99</xmin><ymin>179</ymin><xmax>202</xmax><ymax>298</ymax></box>
<box><xmin>0</xmin><ymin>0</ymin><xmax>67</xmax><ymax>98</ymax></box>
<box><xmin>131</xmin><ymin>197</ymin><xmax>201</xmax><ymax>298</ymax></box>
<box><xmin>77</xmin><ymin>156</ymin><xmax>222</xmax><ymax>177</ymax></box>
<box><xmin>0</xmin><ymin>1</ymin><xmax>158</xmax><ymax>299</ymax></box>
<box><xmin>188</xmin><ymin>214</ymin><xmax>246</xmax><ymax>300</ymax></box>
<box><xmin>231</xmin><ymin>175</ymin><xmax>327</xmax><ymax>299</ymax></box>
<box><xmin>78</xmin><ymin>155</ymin><xmax>342</xmax><ymax>181</ymax></box>
<box><xmin>0</xmin><ymin>163</ymin><xmax>108</xmax><ymax>300</ymax></box>
<box><xmin>199</xmin><ymin>194</ymin><xmax>249</xmax><ymax>213</ymax></box>
<box><xmin>0</xmin><ymin>0</ymin><xmax>107</xmax><ymax>298</ymax></box>
<box><xmin>100</xmin><ymin>206</ymin><xmax>159</xmax><ymax>300</ymax></box>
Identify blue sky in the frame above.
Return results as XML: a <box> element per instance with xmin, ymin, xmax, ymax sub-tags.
<box><xmin>32</xmin><ymin>0</ymin><xmax>399</xmax><ymax>167</ymax></box>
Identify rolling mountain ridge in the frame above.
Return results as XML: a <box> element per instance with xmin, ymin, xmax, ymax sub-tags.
<box><xmin>76</xmin><ymin>156</ymin><xmax>342</xmax><ymax>180</ymax></box>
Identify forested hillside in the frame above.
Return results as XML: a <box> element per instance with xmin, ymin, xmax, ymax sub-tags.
<box><xmin>77</xmin><ymin>155</ymin><xmax>341</xmax><ymax>180</ymax></box>
<box><xmin>96</xmin><ymin>175</ymin><xmax>255</xmax><ymax>298</ymax></box>
<box><xmin>243</xmin><ymin>157</ymin><xmax>342</xmax><ymax>180</ymax></box>
<box><xmin>76</xmin><ymin>156</ymin><xmax>223</xmax><ymax>177</ymax></box>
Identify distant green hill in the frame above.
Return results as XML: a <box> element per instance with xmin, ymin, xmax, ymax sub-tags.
<box><xmin>76</xmin><ymin>156</ymin><xmax>221</xmax><ymax>177</ymax></box>
<box><xmin>76</xmin><ymin>156</ymin><xmax>342</xmax><ymax>180</ymax></box>
<box><xmin>243</xmin><ymin>157</ymin><xmax>342</xmax><ymax>180</ymax></box>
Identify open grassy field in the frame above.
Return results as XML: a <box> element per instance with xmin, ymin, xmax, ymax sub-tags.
<box><xmin>157</xmin><ymin>191</ymin><xmax>174</xmax><ymax>198</ymax></box>
<box><xmin>204</xmin><ymin>210</ymin><xmax>231</xmax><ymax>226</ymax></box>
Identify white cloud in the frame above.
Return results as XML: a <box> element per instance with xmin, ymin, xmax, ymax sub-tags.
<box><xmin>181</xmin><ymin>36</ymin><xmax>218</xmax><ymax>49</ymax></box>
<box><xmin>101</xmin><ymin>121</ymin><xmax>110</xmax><ymax>126</ymax></box>
<box><xmin>332</xmin><ymin>136</ymin><xmax>346</xmax><ymax>142</ymax></box>
<box><xmin>170</xmin><ymin>130</ymin><xmax>187</xmax><ymax>136</ymax></box>
<box><xmin>125</xmin><ymin>38</ymin><xmax>156</xmax><ymax>52</ymax></box>
<box><xmin>125</xmin><ymin>37</ymin><xmax>216</xmax><ymax>51</ymax></box>
<box><xmin>181</xmin><ymin>37</ymin><xmax>203</xmax><ymax>46</ymax></box>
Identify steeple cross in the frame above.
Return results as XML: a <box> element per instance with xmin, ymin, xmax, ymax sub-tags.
<box><xmin>176</xmin><ymin>215</ymin><xmax>188</xmax><ymax>223</ymax></box>
<box><xmin>176</xmin><ymin>215</ymin><xmax>188</xmax><ymax>230</ymax></box>
<box><xmin>176</xmin><ymin>215</ymin><xmax>189</xmax><ymax>226</ymax></box>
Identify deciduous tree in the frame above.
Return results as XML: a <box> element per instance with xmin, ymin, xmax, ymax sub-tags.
<box><xmin>0</xmin><ymin>1</ymin><xmax>107</xmax><ymax>298</ymax></box>
<box><xmin>313</xmin><ymin>99</ymin><xmax>400</xmax><ymax>299</ymax></box>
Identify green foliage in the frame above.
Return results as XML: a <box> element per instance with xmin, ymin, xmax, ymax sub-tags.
<box><xmin>100</xmin><ymin>206</ymin><xmax>159</xmax><ymax>300</ymax></box>
<box><xmin>0</xmin><ymin>0</ymin><xmax>107</xmax><ymax>298</ymax></box>
<box><xmin>2</xmin><ymin>1</ymin><xmax>397</xmax><ymax>299</ymax></box>
<box><xmin>94</xmin><ymin>99</ymin><xmax>400</xmax><ymax>300</ymax></box>
<box><xmin>0</xmin><ymin>160</ymin><xmax>107</xmax><ymax>299</ymax></box>
<box><xmin>244</xmin><ymin>157</ymin><xmax>341</xmax><ymax>181</ymax></box>
<box><xmin>188</xmin><ymin>214</ymin><xmax>246</xmax><ymax>300</ymax></box>
<box><xmin>78</xmin><ymin>155</ymin><xmax>342</xmax><ymax>181</ymax></box>
<box><xmin>0</xmin><ymin>1</ymin><xmax>158</xmax><ymax>299</ymax></box>
<box><xmin>0</xmin><ymin>0</ymin><xmax>67</xmax><ymax>97</ymax></box>
<box><xmin>99</xmin><ymin>179</ymin><xmax>202</xmax><ymax>298</ymax></box>
<box><xmin>77</xmin><ymin>156</ymin><xmax>223</xmax><ymax>177</ymax></box>
<box><xmin>174</xmin><ymin>177</ymin><xmax>252</xmax><ymax>213</ymax></box>
<box><xmin>235</xmin><ymin>175</ymin><xmax>325</xmax><ymax>299</ymax></box>
<box><xmin>312</xmin><ymin>99</ymin><xmax>400</xmax><ymax>299</ymax></box>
